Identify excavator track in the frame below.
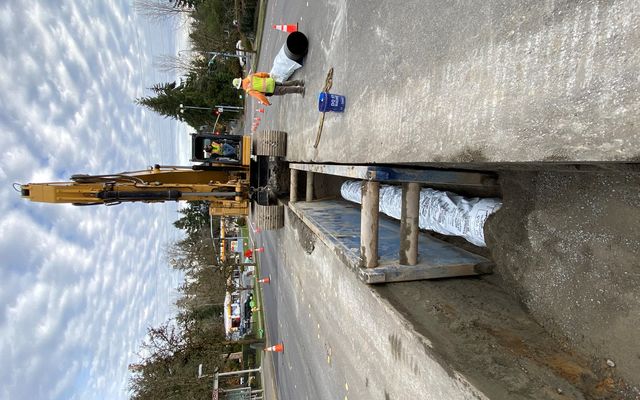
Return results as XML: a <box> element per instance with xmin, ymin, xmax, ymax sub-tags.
<box><xmin>253</xmin><ymin>204</ymin><xmax>284</xmax><ymax>230</ymax></box>
<box><xmin>255</xmin><ymin>130</ymin><xmax>287</xmax><ymax>157</ymax></box>
<box><xmin>252</xmin><ymin>130</ymin><xmax>287</xmax><ymax>229</ymax></box>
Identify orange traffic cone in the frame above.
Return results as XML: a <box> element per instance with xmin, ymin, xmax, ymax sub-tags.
<box><xmin>256</xmin><ymin>108</ymin><xmax>265</xmax><ymax>113</ymax></box>
<box><xmin>264</xmin><ymin>343</ymin><xmax>284</xmax><ymax>353</ymax></box>
<box><xmin>272</xmin><ymin>23</ymin><xmax>298</xmax><ymax>33</ymax></box>
<box><xmin>258</xmin><ymin>276</ymin><xmax>270</xmax><ymax>284</ymax></box>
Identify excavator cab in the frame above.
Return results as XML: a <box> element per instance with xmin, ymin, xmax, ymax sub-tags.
<box><xmin>190</xmin><ymin>133</ymin><xmax>251</xmax><ymax>166</ymax></box>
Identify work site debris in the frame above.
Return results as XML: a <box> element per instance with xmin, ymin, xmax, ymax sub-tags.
<box><xmin>340</xmin><ymin>180</ymin><xmax>502</xmax><ymax>247</ymax></box>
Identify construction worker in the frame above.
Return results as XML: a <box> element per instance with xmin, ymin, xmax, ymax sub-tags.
<box><xmin>205</xmin><ymin>142</ymin><xmax>236</xmax><ymax>157</ymax></box>
<box><xmin>233</xmin><ymin>73</ymin><xmax>304</xmax><ymax>106</ymax></box>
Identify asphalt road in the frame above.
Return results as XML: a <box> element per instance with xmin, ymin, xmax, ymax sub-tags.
<box><xmin>256</xmin><ymin>225</ymin><xmax>328</xmax><ymax>399</ymax></box>
<box><xmin>254</xmin><ymin>226</ymin><xmax>344</xmax><ymax>399</ymax></box>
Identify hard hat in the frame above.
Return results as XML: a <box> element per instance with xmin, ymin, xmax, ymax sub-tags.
<box><xmin>232</xmin><ymin>78</ymin><xmax>242</xmax><ymax>89</ymax></box>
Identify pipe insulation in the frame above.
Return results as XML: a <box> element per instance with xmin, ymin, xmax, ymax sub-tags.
<box><xmin>340</xmin><ymin>180</ymin><xmax>502</xmax><ymax>247</ymax></box>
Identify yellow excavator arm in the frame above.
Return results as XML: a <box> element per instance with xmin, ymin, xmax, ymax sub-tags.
<box><xmin>20</xmin><ymin>166</ymin><xmax>250</xmax><ymax>216</ymax></box>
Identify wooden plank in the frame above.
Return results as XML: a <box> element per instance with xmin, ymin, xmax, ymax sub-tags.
<box><xmin>305</xmin><ymin>171</ymin><xmax>314</xmax><ymax>202</ymax></box>
<box><xmin>399</xmin><ymin>182</ymin><xmax>420</xmax><ymax>265</ymax></box>
<box><xmin>360</xmin><ymin>181</ymin><xmax>380</xmax><ymax>268</ymax></box>
<box><xmin>359</xmin><ymin>261</ymin><xmax>494</xmax><ymax>284</ymax></box>
<box><xmin>290</xmin><ymin>169</ymin><xmax>298</xmax><ymax>203</ymax></box>
<box><xmin>289</xmin><ymin>163</ymin><xmax>498</xmax><ymax>188</ymax></box>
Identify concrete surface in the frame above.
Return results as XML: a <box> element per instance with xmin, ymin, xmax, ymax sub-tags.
<box><xmin>248</xmin><ymin>1</ymin><xmax>640</xmax><ymax>398</ymax></box>
<box><xmin>259</xmin><ymin>0</ymin><xmax>640</xmax><ymax>163</ymax></box>
<box><xmin>260</xmin><ymin>350</ymin><xmax>279</xmax><ymax>400</ymax></box>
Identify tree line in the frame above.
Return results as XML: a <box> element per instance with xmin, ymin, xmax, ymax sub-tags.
<box><xmin>135</xmin><ymin>0</ymin><xmax>260</xmax><ymax>129</ymax></box>
<box><xmin>128</xmin><ymin>1</ymin><xmax>262</xmax><ymax>397</ymax></box>
<box><xmin>128</xmin><ymin>201</ymin><xmax>222</xmax><ymax>399</ymax></box>
<box><xmin>128</xmin><ymin>202</ymin><xmax>257</xmax><ymax>399</ymax></box>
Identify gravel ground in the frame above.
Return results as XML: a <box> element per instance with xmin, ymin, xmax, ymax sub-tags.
<box><xmin>485</xmin><ymin>168</ymin><xmax>640</xmax><ymax>393</ymax></box>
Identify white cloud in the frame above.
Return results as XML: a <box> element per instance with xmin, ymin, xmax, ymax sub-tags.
<box><xmin>0</xmin><ymin>2</ymin><xmax>187</xmax><ymax>400</ymax></box>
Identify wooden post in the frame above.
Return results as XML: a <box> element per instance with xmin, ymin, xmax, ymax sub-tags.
<box><xmin>305</xmin><ymin>171</ymin><xmax>314</xmax><ymax>202</ymax></box>
<box><xmin>400</xmin><ymin>182</ymin><xmax>420</xmax><ymax>265</ymax></box>
<box><xmin>290</xmin><ymin>169</ymin><xmax>299</xmax><ymax>203</ymax></box>
<box><xmin>360</xmin><ymin>181</ymin><xmax>380</xmax><ymax>268</ymax></box>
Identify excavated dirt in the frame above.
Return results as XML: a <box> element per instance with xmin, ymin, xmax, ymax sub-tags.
<box><xmin>484</xmin><ymin>169</ymin><xmax>640</xmax><ymax>396</ymax></box>
<box><xmin>377</xmin><ymin>276</ymin><xmax>636</xmax><ymax>399</ymax></box>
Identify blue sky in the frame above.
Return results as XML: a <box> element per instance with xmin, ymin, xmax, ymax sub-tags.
<box><xmin>0</xmin><ymin>2</ymin><xmax>192</xmax><ymax>399</ymax></box>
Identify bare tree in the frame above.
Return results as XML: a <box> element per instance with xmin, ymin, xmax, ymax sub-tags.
<box><xmin>140</xmin><ymin>321</ymin><xmax>187</xmax><ymax>363</ymax></box>
<box><xmin>134</xmin><ymin>0</ymin><xmax>194</xmax><ymax>22</ymax></box>
<box><xmin>154</xmin><ymin>54</ymin><xmax>195</xmax><ymax>75</ymax></box>
<box><xmin>189</xmin><ymin>30</ymin><xmax>229</xmax><ymax>53</ymax></box>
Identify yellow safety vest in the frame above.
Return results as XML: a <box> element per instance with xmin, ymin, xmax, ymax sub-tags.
<box><xmin>210</xmin><ymin>143</ymin><xmax>222</xmax><ymax>154</ymax></box>
<box><xmin>251</xmin><ymin>76</ymin><xmax>275</xmax><ymax>94</ymax></box>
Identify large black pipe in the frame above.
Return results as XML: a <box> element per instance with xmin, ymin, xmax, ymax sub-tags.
<box><xmin>284</xmin><ymin>32</ymin><xmax>308</xmax><ymax>63</ymax></box>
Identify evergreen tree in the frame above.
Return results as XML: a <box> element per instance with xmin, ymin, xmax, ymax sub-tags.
<box><xmin>128</xmin><ymin>320</ymin><xmax>223</xmax><ymax>400</ymax></box>
<box><xmin>136</xmin><ymin>68</ymin><xmax>241</xmax><ymax>129</ymax></box>
<box><xmin>173</xmin><ymin>201</ymin><xmax>210</xmax><ymax>236</ymax></box>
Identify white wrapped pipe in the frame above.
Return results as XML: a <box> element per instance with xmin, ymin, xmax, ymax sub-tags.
<box><xmin>340</xmin><ymin>180</ymin><xmax>502</xmax><ymax>247</ymax></box>
<box><xmin>269</xmin><ymin>46</ymin><xmax>302</xmax><ymax>83</ymax></box>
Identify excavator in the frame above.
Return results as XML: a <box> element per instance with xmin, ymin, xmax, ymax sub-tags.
<box><xmin>19</xmin><ymin>130</ymin><xmax>288</xmax><ymax>230</ymax></box>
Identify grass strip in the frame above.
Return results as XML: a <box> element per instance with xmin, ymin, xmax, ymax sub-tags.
<box><xmin>240</xmin><ymin>225</ymin><xmax>265</xmax><ymax>340</ymax></box>
<box><xmin>252</xmin><ymin>0</ymin><xmax>268</xmax><ymax>71</ymax></box>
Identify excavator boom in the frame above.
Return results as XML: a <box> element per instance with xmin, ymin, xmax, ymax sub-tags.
<box><xmin>20</xmin><ymin>131</ymin><xmax>288</xmax><ymax>226</ymax></box>
<box><xmin>20</xmin><ymin>166</ymin><xmax>251</xmax><ymax>215</ymax></box>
